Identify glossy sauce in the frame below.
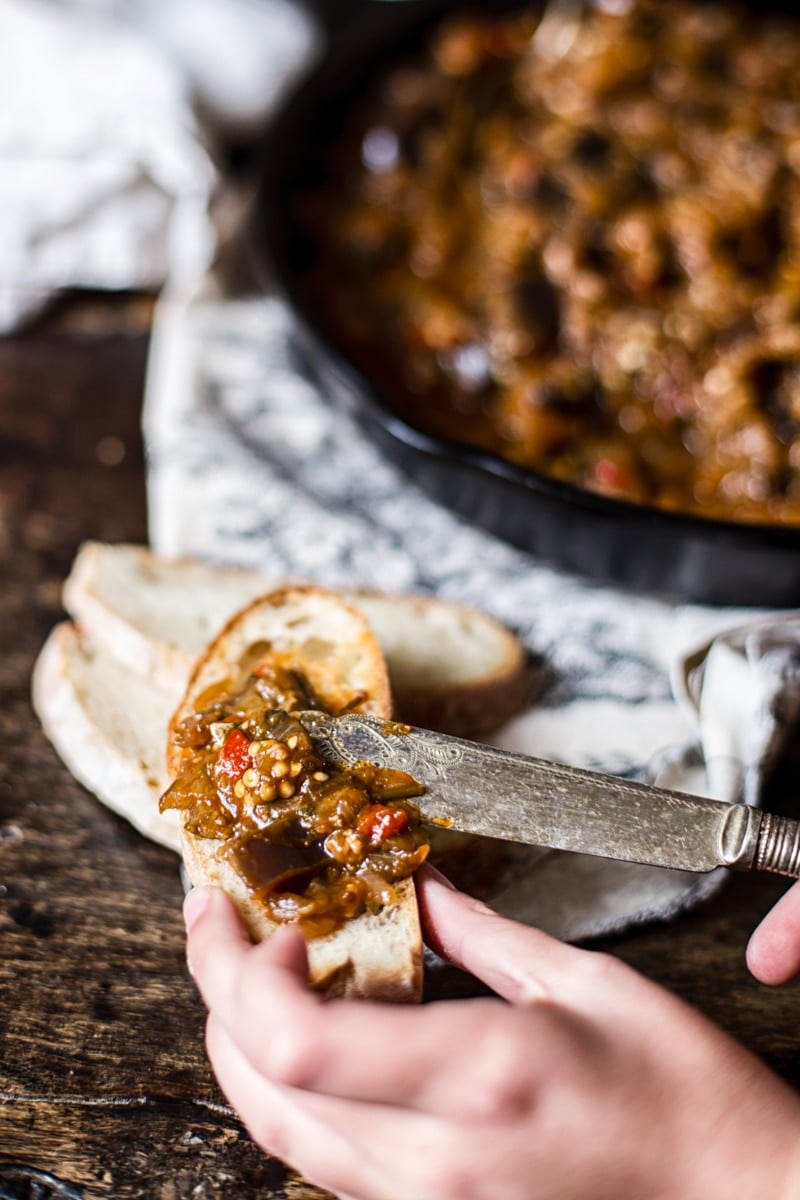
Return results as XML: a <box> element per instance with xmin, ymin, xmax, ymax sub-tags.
<box><xmin>160</xmin><ymin>661</ymin><xmax>429</xmax><ymax>937</ymax></box>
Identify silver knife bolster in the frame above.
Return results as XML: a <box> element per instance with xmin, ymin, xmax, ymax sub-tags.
<box><xmin>701</xmin><ymin>805</ymin><xmax>800</xmax><ymax>876</ymax></box>
<box><xmin>748</xmin><ymin>810</ymin><xmax>800</xmax><ymax>877</ymax></box>
<box><xmin>297</xmin><ymin>711</ymin><xmax>752</xmax><ymax>874</ymax></box>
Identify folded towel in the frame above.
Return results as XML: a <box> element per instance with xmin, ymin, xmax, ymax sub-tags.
<box><xmin>0</xmin><ymin>0</ymin><xmax>315</xmax><ymax>329</ymax></box>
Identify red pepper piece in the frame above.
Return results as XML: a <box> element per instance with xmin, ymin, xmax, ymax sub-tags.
<box><xmin>592</xmin><ymin>457</ymin><xmax>630</xmax><ymax>492</ymax></box>
<box><xmin>356</xmin><ymin>804</ymin><xmax>410</xmax><ymax>842</ymax></box>
<box><xmin>217</xmin><ymin>729</ymin><xmax>251</xmax><ymax>779</ymax></box>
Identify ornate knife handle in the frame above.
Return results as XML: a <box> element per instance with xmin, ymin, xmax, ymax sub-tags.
<box><xmin>753</xmin><ymin>812</ymin><xmax>800</xmax><ymax>878</ymax></box>
<box><xmin>302</xmin><ymin>711</ymin><xmax>800</xmax><ymax>879</ymax></box>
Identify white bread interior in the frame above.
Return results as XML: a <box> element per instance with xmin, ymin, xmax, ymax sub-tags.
<box><xmin>32</xmin><ymin>622</ymin><xmax>182</xmax><ymax>851</ymax></box>
<box><xmin>348</xmin><ymin>590</ymin><xmax>528</xmax><ymax>737</ymax></box>
<box><xmin>63</xmin><ymin>541</ymin><xmax>270</xmax><ymax>690</ymax></box>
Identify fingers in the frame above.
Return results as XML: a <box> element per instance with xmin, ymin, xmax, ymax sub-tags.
<box><xmin>184</xmin><ymin>885</ymin><xmax>321</xmax><ymax>1059</ymax></box>
<box><xmin>205</xmin><ymin>1013</ymin><xmax>543</xmax><ymax>1200</ymax></box>
<box><xmin>205</xmin><ymin>1014</ymin><xmax>397</xmax><ymax>1200</ymax></box>
<box><xmin>184</xmin><ymin>885</ymin><xmax>565</xmax><ymax>1117</ymax></box>
<box><xmin>416</xmin><ymin>866</ymin><xmax>584</xmax><ymax>1004</ymax></box>
<box><xmin>185</xmin><ymin>884</ymin><xmax>310</xmax><ymax>980</ymax></box>
<box><xmin>746</xmin><ymin>880</ymin><xmax>800</xmax><ymax>985</ymax></box>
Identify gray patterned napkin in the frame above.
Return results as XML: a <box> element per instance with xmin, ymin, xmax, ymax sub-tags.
<box><xmin>144</xmin><ymin>285</ymin><xmax>800</xmax><ymax>941</ymax></box>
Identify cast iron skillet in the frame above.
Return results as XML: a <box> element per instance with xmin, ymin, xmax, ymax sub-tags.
<box><xmin>252</xmin><ymin>0</ymin><xmax>800</xmax><ymax>608</ymax></box>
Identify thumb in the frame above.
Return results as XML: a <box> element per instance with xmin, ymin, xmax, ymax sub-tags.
<box><xmin>747</xmin><ymin>879</ymin><xmax>800</xmax><ymax>985</ymax></box>
<box><xmin>416</xmin><ymin>865</ymin><xmax>581</xmax><ymax>1004</ymax></box>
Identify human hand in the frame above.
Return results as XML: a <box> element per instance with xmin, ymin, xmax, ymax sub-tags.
<box><xmin>184</xmin><ymin>870</ymin><xmax>800</xmax><ymax>1200</ymax></box>
<box><xmin>747</xmin><ymin>877</ymin><xmax>800</xmax><ymax>985</ymax></box>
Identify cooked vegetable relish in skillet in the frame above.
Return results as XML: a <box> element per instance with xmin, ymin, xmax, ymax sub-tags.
<box><xmin>160</xmin><ymin>661</ymin><xmax>429</xmax><ymax>937</ymax></box>
<box><xmin>298</xmin><ymin>0</ymin><xmax>800</xmax><ymax>524</ymax></box>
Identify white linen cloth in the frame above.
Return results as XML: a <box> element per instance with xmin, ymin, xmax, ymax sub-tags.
<box><xmin>8</xmin><ymin>0</ymin><xmax>800</xmax><ymax>940</ymax></box>
<box><xmin>0</xmin><ymin>0</ymin><xmax>316</xmax><ymax>330</ymax></box>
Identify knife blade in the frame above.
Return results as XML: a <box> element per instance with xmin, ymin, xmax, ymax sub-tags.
<box><xmin>298</xmin><ymin>710</ymin><xmax>800</xmax><ymax>878</ymax></box>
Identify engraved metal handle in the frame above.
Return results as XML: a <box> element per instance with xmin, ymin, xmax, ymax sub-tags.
<box><xmin>300</xmin><ymin>711</ymin><xmax>800</xmax><ymax>878</ymax></box>
<box><xmin>754</xmin><ymin>812</ymin><xmax>800</xmax><ymax>878</ymax></box>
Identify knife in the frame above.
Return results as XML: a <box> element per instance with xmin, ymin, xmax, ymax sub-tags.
<box><xmin>298</xmin><ymin>710</ymin><xmax>800</xmax><ymax>878</ymax></box>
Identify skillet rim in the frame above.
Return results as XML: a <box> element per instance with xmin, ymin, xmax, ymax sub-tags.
<box><xmin>249</xmin><ymin>0</ymin><xmax>800</xmax><ymax>606</ymax></box>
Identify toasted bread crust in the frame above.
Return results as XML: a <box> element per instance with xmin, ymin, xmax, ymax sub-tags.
<box><xmin>167</xmin><ymin>585</ymin><xmax>392</xmax><ymax>772</ymax></box>
<box><xmin>32</xmin><ymin>622</ymin><xmax>182</xmax><ymax>852</ymax></box>
<box><xmin>168</xmin><ymin>585</ymin><xmax>422</xmax><ymax>1002</ymax></box>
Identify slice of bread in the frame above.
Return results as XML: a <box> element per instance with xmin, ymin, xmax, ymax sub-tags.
<box><xmin>348</xmin><ymin>591</ymin><xmax>528</xmax><ymax>738</ymax></box>
<box><xmin>39</xmin><ymin>544</ymin><xmax>529</xmax><ymax>1001</ymax></box>
<box><xmin>31</xmin><ymin>622</ymin><xmax>183</xmax><ymax>852</ymax></box>
<box><xmin>63</xmin><ymin>541</ymin><xmax>270</xmax><ymax>691</ymax></box>
<box><xmin>64</xmin><ymin>542</ymin><xmax>528</xmax><ymax>738</ymax></box>
<box><xmin>166</xmin><ymin>585</ymin><xmax>423</xmax><ymax>1002</ymax></box>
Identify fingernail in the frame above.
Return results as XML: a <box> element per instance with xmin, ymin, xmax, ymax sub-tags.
<box><xmin>183</xmin><ymin>885</ymin><xmax>214</xmax><ymax>931</ymax></box>
<box><xmin>421</xmin><ymin>863</ymin><xmax>456</xmax><ymax>889</ymax></box>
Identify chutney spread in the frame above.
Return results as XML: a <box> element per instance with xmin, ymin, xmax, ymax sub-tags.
<box><xmin>160</xmin><ymin>660</ymin><xmax>429</xmax><ymax>937</ymax></box>
<box><xmin>298</xmin><ymin>0</ymin><xmax>800</xmax><ymax>525</ymax></box>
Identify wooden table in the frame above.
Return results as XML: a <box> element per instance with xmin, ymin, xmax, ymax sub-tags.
<box><xmin>1</xmin><ymin>297</ymin><xmax>799</xmax><ymax>1198</ymax></box>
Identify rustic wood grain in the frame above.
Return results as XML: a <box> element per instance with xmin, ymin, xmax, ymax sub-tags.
<box><xmin>1</xmin><ymin>299</ymin><xmax>799</xmax><ymax>1197</ymax></box>
<box><xmin>0</xmin><ymin>314</ymin><xmax>332</xmax><ymax>1199</ymax></box>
